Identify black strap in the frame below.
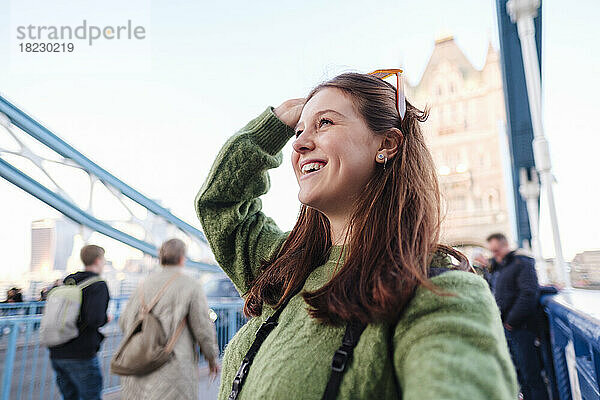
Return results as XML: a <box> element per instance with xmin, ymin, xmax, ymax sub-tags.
<box><xmin>321</xmin><ymin>266</ymin><xmax>453</xmax><ymax>399</ymax></box>
<box><xmin>321</xmin><ymin>320</ymin><xmax>367</xmax><ymax>400</ymax></box>
<box><xmin>229</xmin><ymin>265</ymin><xmax>454</xmax><ymax>400</ymax></box>
<box><xmin>228</xmin><ymin>283</ymin><xmax>305</xmax><ymax>400</ymax></box>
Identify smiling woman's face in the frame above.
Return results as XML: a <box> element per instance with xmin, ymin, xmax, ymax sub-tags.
<box><xmin>291</xmin><ymin>87</ymin><xmax>381</xmax><ymax>218</ymax></box>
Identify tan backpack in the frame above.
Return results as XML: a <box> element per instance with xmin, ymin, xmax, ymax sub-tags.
<box><xmin>110</xmin><ymin>273</ymin><xmax>187</xmax><ymax>376</ymax></box>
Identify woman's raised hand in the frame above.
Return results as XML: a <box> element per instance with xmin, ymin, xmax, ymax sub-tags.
<box><xmin>274</xmin><ymin>98</ymin><xmax>305</xmax><ymax>130</ymax></box>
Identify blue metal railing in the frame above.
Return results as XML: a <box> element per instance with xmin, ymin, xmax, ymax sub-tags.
<box><xmin>543</xmin><ymin>294</ymin><xmax>600</xmax><ymax>400</ymax></box>
<box><xmin>4</xmin><ymin>293</ymin><xmax>600</xmax><ymax>399</ymax></box>
<box><xmin>0</xmin><ymin>298</ymin><xmax>129</xmax><ymax>327</ymax></box>
<box><xmin>0</xmin><ymin>298</ymin><xmax>246</xmax><ymax>400</ymax></box>
<box><xmin>0</xmin><ymin>303</ymin><xmax>45</xmax><ymax>318</ymax></box>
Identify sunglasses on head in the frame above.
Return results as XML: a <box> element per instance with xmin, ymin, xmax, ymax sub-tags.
<box><xmin>367</xmin><ymin>68</ymin><xmax>406</xmax><ymax>122</ymax></box>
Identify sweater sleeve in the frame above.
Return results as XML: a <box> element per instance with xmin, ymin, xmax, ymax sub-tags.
<box><xmin>393</xmin><ymin>272</ymin><xmax>518</xmax><ymax>400</ymax></box>
<box><xmin>189</xmin><ymin>282</ymin><xmax>219</xmax><ymax>364</ymax></box>
<box><xmin>194</xmin><ymin>106</ymin><xmax>295</xmax><ymax>295</ymax></box>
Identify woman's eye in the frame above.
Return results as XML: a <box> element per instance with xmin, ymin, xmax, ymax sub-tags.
<box><xmin>295</xmin><ymin>118</ymin><xmax>332</xmax><ymax>137</ymax></box>
<box><xmin>318</xmin><ymin>118</ymin><xmax>333</xmax><ymax>128</ymax></box>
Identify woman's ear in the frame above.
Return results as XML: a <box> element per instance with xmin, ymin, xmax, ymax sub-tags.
<box><xmin>378</xmin><ymin>128</ymin><xmax>403</xmax><ymax>160</ymax></box>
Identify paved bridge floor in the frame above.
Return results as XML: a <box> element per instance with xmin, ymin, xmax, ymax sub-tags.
<box><xmin>103</xmin><ymin>366</ymin><xmax>221</xmax><ymax>400</ymax></box>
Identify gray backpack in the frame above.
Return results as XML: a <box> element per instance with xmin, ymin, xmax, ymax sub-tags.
<box><xmin>40</xmin><ymin>276</ymin><xmax>102</xmax><ymax>347</ymax></box>
<box><xmin>110</xmin><ymin>273</ymin><xmax>187</xmax><ymax>376</ymax></box>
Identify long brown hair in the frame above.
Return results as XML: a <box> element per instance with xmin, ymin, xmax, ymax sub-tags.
<box><xmin>244</xmin><ymin>72</ymin><xmax>469</xmax><ymax>326</ymax></box>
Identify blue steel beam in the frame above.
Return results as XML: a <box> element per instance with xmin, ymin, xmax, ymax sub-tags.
<box><xmin>496</xmin><ymin>0</ymin><xmax>542</xmax><ymax>247</ymax></box>
<box><xmin>0</xmin><ymin>157</ymin><xmax>218</xmax><ymax>272</ymax></box>
<box><xmin>0</xmin><ymin>94</ymin><xmax>207</xmax><ymax>243</ymax></box>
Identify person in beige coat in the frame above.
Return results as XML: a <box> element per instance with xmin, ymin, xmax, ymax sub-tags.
<box><xmin>118</xmin><ymin>238</ymin><xmax>220</xmax><ymax>399</ymax></box>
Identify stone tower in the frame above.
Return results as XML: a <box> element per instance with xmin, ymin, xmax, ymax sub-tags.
<box><xmin>407</xmin><ymin>36</ymin><xmax>512</xmax><ymax>247</ymax></box>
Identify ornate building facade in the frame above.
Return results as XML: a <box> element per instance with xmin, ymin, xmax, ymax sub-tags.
<box><xmin>570</xmin><ymin>250</ymin><xmax>600</xmax><ymax>289</ymax></box>
<box><xmin>407</xmin><ymin>36</ymin><xmax>512</xmax><ymax>247</ymax></box>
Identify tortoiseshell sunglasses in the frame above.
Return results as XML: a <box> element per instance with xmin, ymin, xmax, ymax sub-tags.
<box><xmin>367</xmin><ymin>68</ymin><xmax>406</xmax><ymax>121</ymax></box>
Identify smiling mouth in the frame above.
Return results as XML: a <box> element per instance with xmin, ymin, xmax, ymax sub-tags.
<box><xmin>301</xmin><ymin>161</ymin><xmax>327</xmax><ymax>176</ymax></box>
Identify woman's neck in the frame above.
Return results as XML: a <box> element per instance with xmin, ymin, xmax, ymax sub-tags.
<box><xmin>328</xmin><ymin>214</ymin><xmax>351</xmax><ymax>245</ymax></box>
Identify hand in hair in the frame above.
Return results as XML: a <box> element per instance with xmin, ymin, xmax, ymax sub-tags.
<box><xmin>274</xmin><ymin>98</ymin><xmax>305</xmax><ymax>129</ymax></box>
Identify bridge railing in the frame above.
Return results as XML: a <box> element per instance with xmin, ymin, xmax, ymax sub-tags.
<box><xmin>0</xmin><ymin>297</ymin><xmax>133</xmax><ymax>319</ymax></box>
<box><xmin>3</xmin><ymin>293</ymin><xmax>600</xmax><ymax>399</ymax></box>
<box><xmin>0</xmin><ymin>302</ymin><xmax>45</xmax><ymax>318</ymax></box>
<box><xmin>0</xmin><ymin>298</ymin><xmax>246</xmax><ymax>400</ymax></box>
<box><xmin>542</xmin><ymin>294</ymin><xmax>600</xmax><ymax>400</ymax></box>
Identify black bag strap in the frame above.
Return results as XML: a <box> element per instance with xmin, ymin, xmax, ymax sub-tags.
<box><xmin>228</xmin><ymin>263</ymin><xmax>455</xmax><ymax>400</ymax></box>
<box><xmin>228</xmin><ymin>282</ymin><xmax>305</xmax><ymax>400</ymax></box>
<box><xmin>321</xmin><ymin>266</ymin><xmax>454</xmax><ymax>399</ymax></box>
<box><xmin>321</xmin><ymin>320</ymin><xmax>367</xmax><ymax>400</ymax></box>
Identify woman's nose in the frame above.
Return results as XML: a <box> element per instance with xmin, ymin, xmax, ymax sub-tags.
<box><xmin>292</xmin><ymin>132</ymin><xmax>315</xmax><ymax>153</ymax></box>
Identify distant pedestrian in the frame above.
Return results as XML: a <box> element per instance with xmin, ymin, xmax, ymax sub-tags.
<box><xmin>118</xmin><ymin>238</ymin><xmax>219</xmax><ymax>400</ymax></box>
<box><xmin>47</xmin><ymin>244</ymin><xmax>110</xmax><ymax>400</ymax></box>
<box><xmin>40</xmin><ymin>279</ymin><xmax>62</xmax><ymax>301</ymax></box>
<box><xmin>2</xmin><ymin>288</ymin><xmax>24</xmax><ymax>317</ymax></box>
<box><xmin>5</xmin><ymin>287</ymin><xmax>23</xmax><ymax>303</ymax></box>
<box><xmin>481</xmin><ymin>233</ymin><xmax>549</xmax><ymax>400</ymax></box>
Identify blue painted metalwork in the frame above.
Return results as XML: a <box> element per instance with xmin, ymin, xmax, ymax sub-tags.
<box><xmin>0</xmin><ymin>157</ymin><xmax>217</xmax><ymax>272</ymax></box>
<box><xmin>0</xmin><ymin>95</ymin><xmax>206</xmax><ymax>243</ymax></box>
<box><xmin>1</xmin><ymin>318</ymin><xmax>19</xmax><ymax>400</ymax></box>
<box><xmin>3</xmin><ymin>294</ymin><xmax>600</xmax><ymax>399</ymax></box>
<box><xmin>0</xmin><ymin>302</ymin><xmax>43</xmax><ymax>317</ymax></box>
<box><xmin>0</xmin><ymin>297</ymin><xmax>127</xmax><ymax>316</ymax></box>
<box><xmin>495</xmin><ymin>0</ymin><xmax>543</xmax><ymax>247</ymax></box>
<box><xmin>542</xmin><ymin>294</ymin><xmax>600</xmax><ymax>400</ymax></box>
<box><xmin>0</xmin><ymin>298</ymin><xmax>246</xmax><ymax>399</ymax></box>
<box><xmin>0</xmin><ymin>94</ymin><xmax>218</xmax><ymax>271</ymax></box>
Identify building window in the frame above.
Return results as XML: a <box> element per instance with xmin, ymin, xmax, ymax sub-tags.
<box><xmin>487</xmin><ymin>189</ymin><xmax>499</xmax><ymax>210</ymax></box>
<box><xmin>450</xmin><ymin>195</ymin><xmax>466</xmax><ymax>211</ymax></box>
<box><xmin>478</xmin><ymin>154</ymin><xmax>485</xmax><ymax>168</ymax></box>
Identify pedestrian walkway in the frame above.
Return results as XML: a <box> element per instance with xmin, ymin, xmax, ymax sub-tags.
<box><xmin>103</xmin><ymin>366</ymin><xmax>221</xmax><ymax>400</ymax></box>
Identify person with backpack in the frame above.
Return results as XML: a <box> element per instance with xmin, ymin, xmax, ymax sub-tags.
<box><xmin>45</xmin><ymin>244</ymin><xmax>110</xmax><ymax>400</ymax></box>
<box><xmin>115</xmin><ymin>238</ymin><xmax>219</xmax><ymax>400</ymax></box>
<box><xmin>195</xmin><ymin>71</ymin><xmax>519</xmax><ymax>399</ymax></box>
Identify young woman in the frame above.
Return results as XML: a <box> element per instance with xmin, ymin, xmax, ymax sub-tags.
<box><xmin>195</xmin><ymin>72</ymin><xmax>518</xmax><ymax>399</ymax></box>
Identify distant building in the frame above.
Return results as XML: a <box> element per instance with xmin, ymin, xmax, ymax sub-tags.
<box><xmin>407</xmin><ymin>36</ymin><xmax>512</xmax><ymax>247</ymax></box>
<box><xmin>571</xmin><ymin>250</ymin><xmax>600</xmax><ymax>289</ymax></box>
<box><xmin>30</xmin><ymin>218</ymin><xmax>77</xmax><ymax>272</ymax></box>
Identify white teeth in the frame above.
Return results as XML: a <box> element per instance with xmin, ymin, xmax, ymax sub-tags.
<box><xmin>301</xmin><ymin>162</ymin><xmax>326</xmax><ymax>174</ymax></box>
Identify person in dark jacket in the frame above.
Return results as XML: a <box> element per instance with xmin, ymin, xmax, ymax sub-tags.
<box><xmin>49</xmin><ymin>244</ymin><xmax>110</xmax><ymax>400</ymax></box>
<box><xmin>480</xmin><ymin>233</ymin><xmax>548</xmax><ymax>400</ymax></box>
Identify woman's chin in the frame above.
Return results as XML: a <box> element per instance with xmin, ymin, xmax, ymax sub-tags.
<box><xmin>298</xmin><ymin>193</ymin><xmax>330</xmax><ymax>215</ymax></box>
<box><xmin>298</xmin><ymin>191</ymin><xmax>320</xmax><ymax>209</ymax></box>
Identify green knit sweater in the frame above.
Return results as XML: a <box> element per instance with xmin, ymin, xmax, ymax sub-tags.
<box><xmin>194</xmin><ymin>106</ymin><xmax>518</xmax><ymax>400</ymax></box>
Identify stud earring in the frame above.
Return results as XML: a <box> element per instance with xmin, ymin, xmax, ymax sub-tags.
<box><xmin>377</xmin><ymin>153</ymin><xmax>385</xmax><ymax>162</ymax></box>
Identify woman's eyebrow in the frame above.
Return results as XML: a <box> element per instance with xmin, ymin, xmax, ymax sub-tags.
<box><xmin>294</xmin><ymin>109</ymin><xmax>346</xmax><ymax>131</ymax></box>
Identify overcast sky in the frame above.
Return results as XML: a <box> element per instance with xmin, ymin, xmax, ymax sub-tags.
<box><xmin>1</xmin><ymin>0</ymin><xmax>598</xmax><ymax>279</ymax></box>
